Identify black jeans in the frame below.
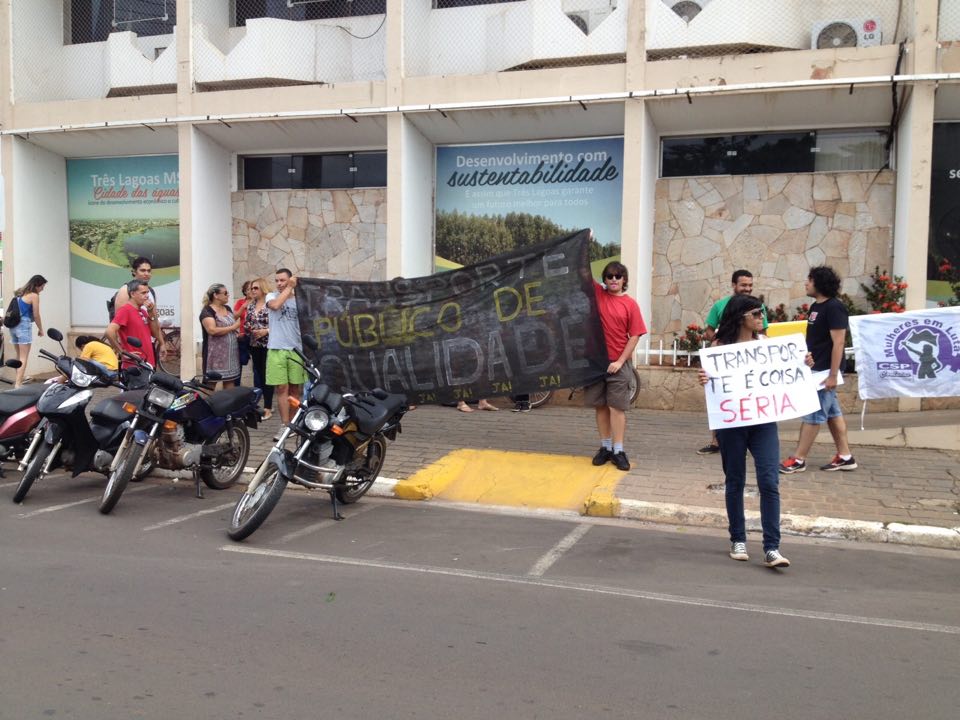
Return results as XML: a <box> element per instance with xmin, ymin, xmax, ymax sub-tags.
<box><xmin>249</xmin><ymin>346</ymin><xmax>274</xmax><ymax>410</ymax></box>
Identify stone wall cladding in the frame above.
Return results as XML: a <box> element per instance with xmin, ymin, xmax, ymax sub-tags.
<box><xmin>652</xmin><ymin>171</ymin><xmax>895</xmax><ymax>344</ymax></box>
<box><xmin>231</xmin><ymin>189</ymin><xmax>387</xmax><ymax>291</ymax></box>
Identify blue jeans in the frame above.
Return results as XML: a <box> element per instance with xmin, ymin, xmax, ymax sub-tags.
<box><xmin>716</xmin><ymin>422</ymin><xmax>782</xmax><ymax>552</ymax></box>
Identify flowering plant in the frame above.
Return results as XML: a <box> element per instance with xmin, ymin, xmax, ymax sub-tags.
<box><xmin>860</xmin><ymin>266</ymin><xmax>907</xmax><ymax>313</ymax></box>
<box><xmin>792</xmin><ymin>302</ymin><xmax>811</xmax><ymax>321</ymax></box>
<box><xmin>768</xmin><ymin>303</ymin><xmax>790</xmax><ymax>323</ymax></box>
<box><xmin>936</xmin><ymin>257</ymin><xmax>960</xmax><ymax>307</ymax></box>
<box><xmin>675</xmin><ymin>323</ymin><xmax>707</xmax><ymax>354</ymax></box>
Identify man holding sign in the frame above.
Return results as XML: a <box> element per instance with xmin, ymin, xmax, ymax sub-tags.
<box><xmin>699</xmin><ymin>295</ymin><xmax>818</xmax><ymax>568</ymax></box>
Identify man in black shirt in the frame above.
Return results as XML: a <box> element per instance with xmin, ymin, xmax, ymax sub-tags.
<box><xmin>779</xmin><ymin>266</ymin><xmax>857</xmax><ymax>473</ymax></box>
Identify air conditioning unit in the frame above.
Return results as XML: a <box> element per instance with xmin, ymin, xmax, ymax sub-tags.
<box><xmin>565</xmin><ymin>1</ymin><xmax>617</xmax><ymax>35</ymax></box>
<box><xmin>671</xmin><ymin>1</ymin><xmax>704</xmax><ymax>23</ymax></box>
<box><xmin>811</xmin><ymin>18</ymin><xmax>882</xmax><ymax>50</ymax></box>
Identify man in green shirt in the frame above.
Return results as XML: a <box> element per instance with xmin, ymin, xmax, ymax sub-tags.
<box><xmin>698</xmin><ymin>269</ymin><xmax>768</xmax><ymax>455</ymax></box>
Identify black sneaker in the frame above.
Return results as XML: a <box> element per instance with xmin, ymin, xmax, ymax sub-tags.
<box><xmin>592</xmin><ymin>447</ymin><xmax>612</xmax><ymax>466</ymax></box>
<box><xmin>697</xmin><ymin>443</ymin><xmax>720</xmax><ymax>455</ymax></box>
<box><xmin>511</xmin><ymin>402</ymin><xmax>531</xmax><ymax>413</ymax></box>
<box><xmin>611</xmin><ymin>451</ymin><xmax>631</xmax><ymax>471</ymax></box>
<box><xmin>820</xmin><ymin>454</ymin><xmax>858</xmax><ymax>471</ymax></box>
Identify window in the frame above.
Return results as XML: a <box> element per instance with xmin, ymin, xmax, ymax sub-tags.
<box><xmin>235</xmin><ymin>0</ymin><xmax>386</xmax><ymax>26</ymax></box>
<box><xmin>661</xmin><ymin>129</ymin><xmax>887</xmax><ymax>178</ymax></box>
<box><xmin>242</xmin><ymin>152</ymin><xmax>387</xmax><ymax>190</ymax></box>
<box><xmin>68</xmin><ymin>0</ymin><xmax>176</xmax><ymax>44</ymax></box>
<box><xmin>433</xmin><ymin>0</ymin><xmax>524</xmax><ymax>8</ymax></box>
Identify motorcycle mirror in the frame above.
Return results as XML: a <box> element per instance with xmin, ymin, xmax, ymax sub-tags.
<box><xmin>4</xmin><ymin>359</ymin><xmax>23</xmax><ymax>369</ymax></box>
<box><xmin>127</xmin><ymin>336</ymin><xmax>143</xmax><ymax>348</ymax></box>
<box><xmin>46</xmin><ymin>328</ymin><xmax>64</xmax><ymax>342</ymax></box>
<box><xmin>302</xmin><ymin>334</ymin><xmax>319</xmax><ymax>353</ymax></box>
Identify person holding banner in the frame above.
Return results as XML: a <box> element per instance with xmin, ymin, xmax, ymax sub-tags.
<box><xmin>587</xmin><ymin>261</ymin><xmax>646</xmax><ymax>472</ymax></box>
<box><xmin>698</xmin><ymin>269</ymin><xmax>767</xmax><ymax>455</ymax></box>
<box><xmin>699</xmin><ymin>294</ymin><xmax>791</xmax><ymax>568</ymax></box>
<box><xmin>779</xmin><ymin>266</ymin><xmax>857</xmax><ymax>474</ymax></box>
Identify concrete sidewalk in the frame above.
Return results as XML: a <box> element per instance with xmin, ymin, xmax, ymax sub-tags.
<box><xmin>246</xmin><ymin>399</ymin><xmax>960</xmax><ymax>551</ymax></box>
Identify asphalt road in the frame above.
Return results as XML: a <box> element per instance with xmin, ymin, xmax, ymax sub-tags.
<box><xmin>2</xmin><ymin>474</ymin><xmax>958</xmax><ymax>720</ymax></box>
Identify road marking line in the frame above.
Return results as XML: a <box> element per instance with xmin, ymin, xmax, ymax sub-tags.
<box><xmin>527</xmin><ymin>523</ymin><xmax>592</xmax><ymax>577</ymax></box>
<box><xmin>0</xmin><ymin>481</ymin><xmax>19</xmax><ymax>489</ymax></box>
<box><xmin>220</xmin><ymin>545</ymin><xmax>960</xmax><ymax>636</ymax></box>
<box><xmin>276</xmin><ymin>502</ymin><xmax>379</xmax><ymax>545</ymax></box>
<box><xmin>17</xmin><ymin>485</ymin><xmax>153</xmax><ymax>518</ymax></box>
<box><xmin>142</xmin><ymin>502</ymin><xmax>236</xmax><ymax>532</ymax></box>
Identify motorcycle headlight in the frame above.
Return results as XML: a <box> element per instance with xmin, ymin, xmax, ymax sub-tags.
<box><xmin>303</xmin><ymin>409</ymin><xmax>329</xmax><ymax>432</ymax></box>
<box><xmin>70</xmin><ymin>364</ymin><xmax>97</xmax><ymax>388</ymax></box>
<box><xmin>147</xmin><ymin>386</ymin><xmax>177</xmax><ymax>409</ymax></box>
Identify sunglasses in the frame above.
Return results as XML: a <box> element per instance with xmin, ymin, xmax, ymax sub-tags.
<box><xmin>744</xmin><ymin>309</ymin><xmax>765</xmax><ymax>319</ymax></box>
<box><xmin>604</xmin><ymin>273</ymin><xmax>623</xmax><ymax>281</ymax></box>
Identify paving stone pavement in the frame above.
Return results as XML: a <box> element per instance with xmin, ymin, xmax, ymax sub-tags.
<box><xmin>83</xmin><ymin>380</ymin><xmax>960</xmax><ymax>534</ymax></box>
<box><xmin>247</xmin><ymin>398</ymin><xmax>960</xmax><ymax>530</ymax></box>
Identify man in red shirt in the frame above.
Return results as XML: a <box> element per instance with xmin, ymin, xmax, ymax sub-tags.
<box><xmin>585</xmin><ymin>261</ymin><xmax>647</xmax><ymax>471</ymax></box>
<box><xmin>106</xmin><ymin>279</ymin><xmax>157</xmax><ymax>368</ymax></box>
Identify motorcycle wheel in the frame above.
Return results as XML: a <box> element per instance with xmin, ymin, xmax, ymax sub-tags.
<box><xmin>12</xmin><ymin>438</ymin><xmax>54</xmax><ymax>504</ymax></box>
<box><xmin>228</xmin><ymin>461</ymin><xmax>287</xmax><ymax>541</ymax></box>
<box><xmin>99</xmin><ymin>444</ymin><xmax>141</xmax><ymax>514</ymax></box>
<box><xmin>200</xmin><ymin>424</ymin><xmax>250</xmax><ymax>490</ymax></box>
<box><xmin>335</xmin><ymin>434</ymin><xmax>386</xmax><ymax>504</ymax></box>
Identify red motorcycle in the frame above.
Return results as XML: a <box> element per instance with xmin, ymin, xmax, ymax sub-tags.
<box><xmin>0</xmin><ymin>360</ymin><xmax>48</xmax><ymax>477</ymax></box>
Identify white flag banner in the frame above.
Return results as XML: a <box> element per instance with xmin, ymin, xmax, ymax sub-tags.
<box><xmin>699</xmin><ymin>336</ymin><xmax>820</xmax><ymax>430</ymax></box>
<box><xmin>850</xmin><ymin>307</ymin><xmax>960</xmax><ymax>400</ymax></box>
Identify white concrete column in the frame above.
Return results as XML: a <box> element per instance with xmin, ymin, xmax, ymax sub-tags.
<box><xmin>388</xmin><ymin>114</ymin><xmax>434</xmax><ymax>280</ymax></box>
<box><xmin>177</xmin><ymin>125</ymin><xmax>233</xmax><ymax>379</ymax></box>
<box><xmin>4</xmin><ymin>136</ymin><xmax>72</xmax><ymax>368</ymax></box>
<box><xmin>620</xmin><ymin>101</ymin><xmax>656</xmax><ymax>332</ymax></box>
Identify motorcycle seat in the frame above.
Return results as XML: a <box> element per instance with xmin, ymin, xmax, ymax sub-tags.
<box><xmin>0</xmin><ymin>384</ymin><xmax>48</xmax><ymax>416</ymax></box>
<box><xmin>350</xmin><ymin>391</ymin><xmax>407</xmax><ymax>436</ymax></box>
<box><xmin>90</xmin><ymin>389</ymin><xmax>149</xmax><ymax>425</ymax></box>
<box><xmin>207</xmin><ymin>387</ymin><xmax>258</xmax><ymax>417</ymax></box>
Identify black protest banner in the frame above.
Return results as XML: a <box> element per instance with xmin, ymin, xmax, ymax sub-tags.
<box><xmin>295</xmin><ymin>230</ymin><xmax>609</xmax><ymax>405</ymax></box>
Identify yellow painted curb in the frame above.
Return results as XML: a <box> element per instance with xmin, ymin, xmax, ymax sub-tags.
<box><xmin>394</xmin><ymin>448</ymin><xmax>626</xmax><ymax>513</ymax></box>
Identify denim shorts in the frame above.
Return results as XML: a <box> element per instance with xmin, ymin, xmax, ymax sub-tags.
<box><xmin>9</xmin><ymin>317</ymin><xmax>32</xmax><ymax>345</ymax></box>
<box><xmin>803</xmin><ymin>388</ymin><xmax>843</xmax><ymax>424</ymax></box>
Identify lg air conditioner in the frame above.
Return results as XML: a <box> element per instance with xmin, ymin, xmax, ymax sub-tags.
<box><xmin>811</xmin><ymin>18</ymin><xmax>882</xmax><ymax>49</ymax></box>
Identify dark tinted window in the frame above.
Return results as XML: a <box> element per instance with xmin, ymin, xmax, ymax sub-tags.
<box><xmin>244</xmin><ymin>156</ymin><xmax>295</xmax><ymax>190</ymax></box>
<box><xmin>237</xmin><ymin>0</ymin><xmax>385</xmax><ymax>25</ymax></box>
<box><xmin>355</xmin><ymin>152</ymin><xmax>388</xmax><ymax>187</ymax></box>
<box><xmin>661</xmin><ymin>130</ymin><xmax>885</xmax><ymax>177</ymax></box>
<box><xmin>242</xmin><ymin>153</ymin><xmax>387</xmax><ymax>189</ymax></box>
<box><xmin>71</xmin><ymin>0</ymin><xmax>176</xmax><ymax>44</ymax></box>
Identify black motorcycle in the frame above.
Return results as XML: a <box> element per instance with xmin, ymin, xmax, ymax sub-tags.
<box><xmin>98</xmin><ymin>353</ymin><xmax>262</xmax><ymax>515</ymax></box>
<box><xmin>13</xmin><ymin>329</ymin><xmax>150</xmax><ymax>504</ymax></box>
<box><xmin>228</xmin><ymin>344</ymin><xmax>407</xmax><ymax>541</ymax></box>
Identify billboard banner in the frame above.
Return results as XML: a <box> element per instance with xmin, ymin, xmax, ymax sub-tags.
<box><xmin>435</xmin><ymin>137</ymin><xmax>624</xmax><ymax>280</ymax></box>
<box><xmin>850</xmin><ymin>307</ymin><xmax>960</xmax><ymax>399</ymax></box>
<box><xmin>67</xmin><ymin>155</ymin><xmax>180</xmax><ymax>327</ymax></box>
<box><xmin>296</xmin><ymin>230</ymin><xmax>609</xmax><ymax>406</ymax></box>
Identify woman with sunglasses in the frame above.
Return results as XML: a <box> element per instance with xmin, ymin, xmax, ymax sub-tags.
<box><xmin>199</xmin><ymin>283</ymin><xmax>242</xmax><ymax>388</ymax></box>
<box><xmin>243</xmin><ymin>277</ymin><xmax>273</xmax><ymax>419</ymax></box>
<box><xmin>585</xmin><ymin>261</ymin><xmax>646</xmax><ymax>472</ymax></box>
<box><xmin>698</xmin><ymin>294</ymin><xmax>791</xmax><ymax>568</ymax></box>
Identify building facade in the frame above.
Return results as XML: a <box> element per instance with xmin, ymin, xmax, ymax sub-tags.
<box><xmin>2</xmin><ymin>0</ymin><xmax>959</xmax><ymax>379</ymax></box>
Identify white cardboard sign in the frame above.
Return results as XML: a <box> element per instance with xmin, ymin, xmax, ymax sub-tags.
<box><xmin>699</xmin><ymin>335</ymin><xmax>820</xmax><ymax>430</ymax></box>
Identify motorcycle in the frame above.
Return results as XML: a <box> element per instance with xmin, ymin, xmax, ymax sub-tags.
<box><xmin>98</xmin><ymin>349</ymin><xmax>262</xmax><ymax>515</ymax></box>
<box><xmin>13</xmin><ymin>329</ymin><xmax>151</xmax><ymax>504</ymax></box>
<box><xmin>0</xmin><ymin>359</ymin><xmax>47</xmax><ymax>477</ymax></box>
<box><xmin>228</xmin><ymin>343</ymin><xmax>408</xmax><ymax>541</ymax></box>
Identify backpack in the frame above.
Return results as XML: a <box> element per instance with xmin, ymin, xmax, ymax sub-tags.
<box><xmin>3</xmin><ymin>296</ymin><xmax>21</xmax><ymax>329</ymax></box>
